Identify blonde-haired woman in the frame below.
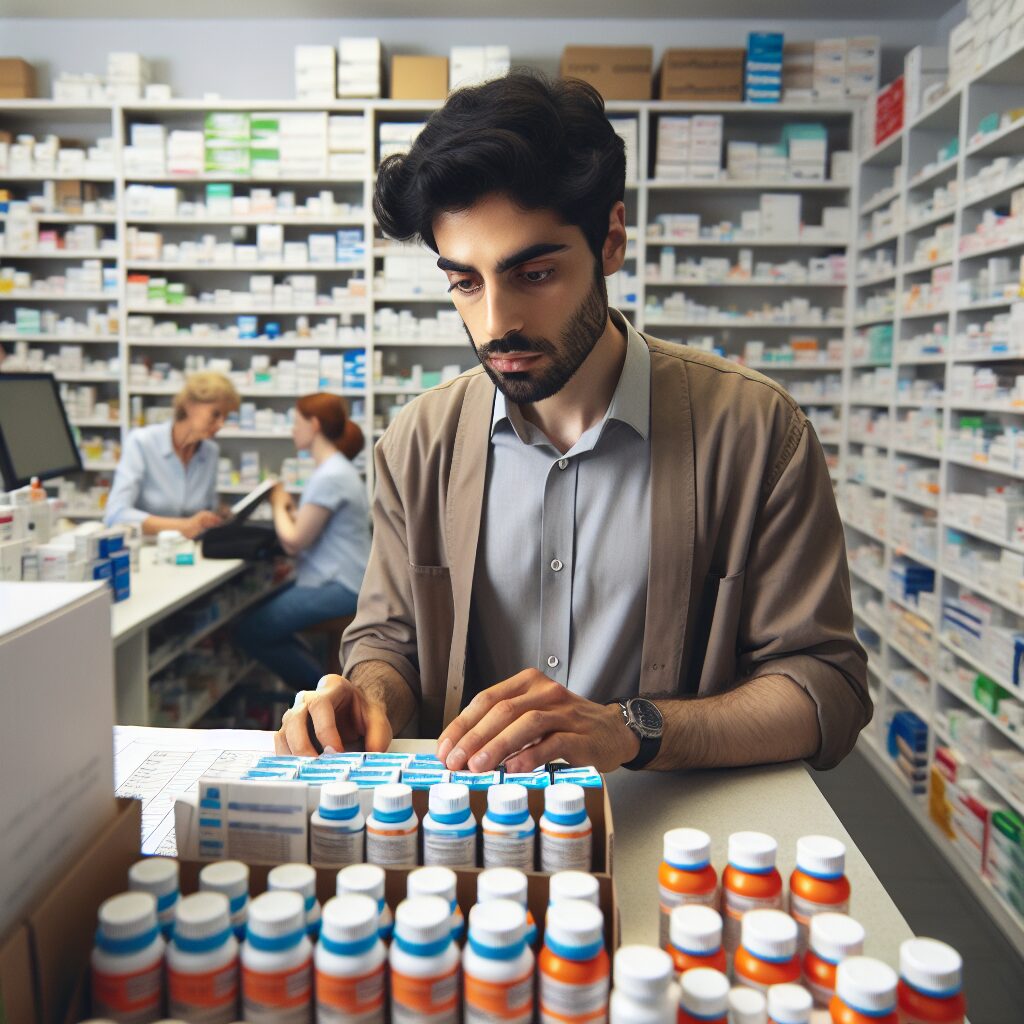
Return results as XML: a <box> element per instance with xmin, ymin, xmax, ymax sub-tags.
<box><xmin>105</xmin><ymin>371</ymin><xmax>240</xmax><ymax>538</ymax></box>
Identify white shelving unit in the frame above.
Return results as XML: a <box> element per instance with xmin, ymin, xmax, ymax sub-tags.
<box><xmin>845</xmin><ymin>40</ymin><xmax>1024</xmax><ymax>954</ymax></box>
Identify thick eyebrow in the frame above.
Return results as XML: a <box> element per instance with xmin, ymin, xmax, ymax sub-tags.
<box><xmin>436</xmin><ymin>242</ymin><xmax>570</xmax><ymax>276</ymax></box>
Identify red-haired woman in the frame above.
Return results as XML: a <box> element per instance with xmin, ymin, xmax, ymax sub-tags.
<box><xmin>235</xmin><ymin>392</ymin><xmax>370</xmax><ymax>688</ymax></box>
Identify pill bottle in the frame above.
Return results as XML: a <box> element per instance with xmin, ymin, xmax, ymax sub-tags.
<box><xmin>802</xmin><ymin>913</ymin><xmax>864</xmax><ymax>1007</ymax></box>
<box><xmin>766</xmin><ymin>983</ymin><xmax>812</xmax><ymax>1024</ymax></box>
<box><xmin>668</xmin><ymin>904</ymin><xmax>727</xmax><ymax>975</ymax></box>
<box><xmin>658</xmin><ymin>828</ymin><xmax>718</xmax><ymax>949</ymax></box>
<box><xmin>421</xmin><ymin>781</ymin><xmax>478</xmax><ymax>868</ymax></box>
<box><xmin>538</xmin><ymin>898</ymin><xmax>610</xmax><ymax>1024</ymax></box>
<box><xmin>315</xmin><ymin>893</ymin><xmax>387</xmax><ymax>1024</ymax></box>
<box><xmin>365</xmin><ymin>782</ymin><xmax>419</xmax><ymax>867</ymax></box>
<box><xmin>310</xmin><ymin>780</ymin><xmax>365</xmax><ymax>868</ymax></box>
<box><xmin>788</xmin><ymin>837</ymin><xmax>850</xmax><ymax>952</ymax></box>
<box><xmin>389</xmin><ymin>895</ymin><xmax>461</xmax><ymax>1024</ymax></box>
<box><xmin>540</xmin><ymin>782</ymin><xmax>593</xmax><ymax>872</ymax></box>
<box><xmin>268</xmin><ymin>863</ymin><xmax>322</xmax><ymax>941</ymax></box>
<box><xmin>609</xmin><ymin>944</ymin><xmax>675</xmax><ymax>1024</ymax></box>
<box><xmin>477</xmin><ymin>866</ymin><xmax>538</xmax><ymax>948</ymax></box>
<box><xmin>830</xmin><ymin>956</ymin><xmax>898</xmax><ymax>1024</ymax></box>
<box><xmin>483</xmin><ymin>783</ymin><xmax>537</xmax><ymax>871</ymax></box>
<box><xmin>408</xmin><ymin>866</ymin><xmax>465</xmax><ymax>943</ymax></box>
<box><xmin>463</xmin><ymin>898</ymin><xmax>535</xmax><ymax>1024</ymax></box>
<box><xmin>336</xmin><ymin>863</ymin><xmax>393</xmax><ymax>942</ymax></box>
<box><xmin>550</xmin><ymin>869</ymin><xmax>601</xmax><ymax>908</ymax></box>
<box><xmin>240</xmin><ymin>890</ymin><xmax>313</xmax><ymax>1024</ymax></box>
<box><xmin>166</xmin><ymin>891</ymin><xmax>239</xmax><ymax>1024</ymax></box>
<box><xmin>896</xmin><ymin>938</ymin><xmax>966</xmax><ymax>1024</ymax></box>
<box><xmin>129</xmin><ymin>857</ymin><xmax>180</xmax><ymax>939</ymax></box>
<box><xmin>728</xmin><ymin>985</ymin><xmax>768</xmax><ymax>1024</ymax></box>
<box><xmin>677</xmin><ymin>967</ymin><xmax>730</xmax><ymax>1024</ymax></box>
<box><xmin>91</xmin><ymin>891</ymin><xmax>165</xmax><ymax>1024</ymax></box>
<box><xmin>722</xmin><ymin>832</ymin><xmax>782</xmax><ymax>954</ymax></box>
<box><xmin>199</xmin><ymin>860</ymin><xmax>250</xmax><ymax>941</ymax></box>
<box><xmin>733</xmin><ymin>910</ymin><xmax>800</xmax><ymax>993</ymax></box>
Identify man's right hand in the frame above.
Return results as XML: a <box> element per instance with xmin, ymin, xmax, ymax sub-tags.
<box><xmin>182</xmin><ymin>509</ymin><xmax>223</xmax><ymax>539</ymax></box>
<box><xmin>274</xmin><ymin>674</ymin><xmax>393</xmax><ymax>756</ymax></box>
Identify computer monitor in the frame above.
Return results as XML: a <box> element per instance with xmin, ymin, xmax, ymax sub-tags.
<box><xmin>0</xmin><ymin>373</ymin><xmax>83</xmax><ymax>490</ymax></box>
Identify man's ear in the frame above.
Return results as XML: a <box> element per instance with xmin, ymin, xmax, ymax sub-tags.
<box><xmin>601</xmin><ymin>200</ymin><xmax>628</xmax><ymax>277</ymax></box>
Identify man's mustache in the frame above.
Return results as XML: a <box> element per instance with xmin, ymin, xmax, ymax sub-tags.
<box><xmin>478</xmin><ymin>333</ymin><xmax>552</xmax><ymax>358</ymax></box>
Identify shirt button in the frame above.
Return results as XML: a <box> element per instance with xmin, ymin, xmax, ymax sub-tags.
<box><xmin>557</xmin><ymin>458</ymin><xmax>569</xmax><ymax>470</ymax></box>
<box><xmin>550</xmin><ymin>558</ymin><xmax>563</xmax><ymax>572</ymax></box>
<box><xmin>547</xmin><ymin>655</ymin><xmax>560</xmax><ymax>669</ymax></box>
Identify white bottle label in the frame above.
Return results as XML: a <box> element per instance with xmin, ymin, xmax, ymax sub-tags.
<box><xmin>657</xmin><ymin>884</ymin><xmax>719</xmax><ymax>949</ymax></box>
<box><xmin>539</xmin><ymin>824</ymin><xmax>593</xmax><ymax>872</ymax></box>
<box><xmin>311</xmin><ymin>823</ymin><xmax>365</xmax><ymax>867</ymax></box>
<box><xmin>241</xmin><ymin>957</ymin><xmax>313</xmax><ymax>1024</ymax></box>
<box><xmin>789</xmin><ymin>892</ymin><xmax>848</xmax><ymax>952</ymax></box>
<box><xmin>805</xmin><ymin>975</ymin><xmax>835</xmax><ymax>1008</ymax></box>
<box><xmin>365</xmin><ymin>825</ymin><xmax>417</xmax><ymax>867</ymax></box>
<box><xmin>539</xmin><ymin>972</ymin><xmax>609</xmax><ymax>1024</ymax></box>
<box><xmin>423</xmin><ymin>828</ymin><xmax>477</xmax><ymax>868</ymax></box>
<box><xmin>483</xmin><ymin>828</ymin><xmax>535</xmax><ymax>870</ymax></box>
<box><xmin>92</xmin><ymin>960</ymin><xmax>163</xmax><ymax>1024</ymax></box>
<box><xmin>722</xmin><ymin>888</ymin><xmax>782</xmax><ymax>952</ymax></box>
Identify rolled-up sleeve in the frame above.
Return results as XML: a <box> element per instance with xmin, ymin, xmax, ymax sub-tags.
<box><xmin>737</xmin><ymin>417</ymin><xmax>872</xmax><ymax>770</ymax></box>
<box><xmin>103</xmin><ymin>432</ymin><xmax>148</xmax><ymax>526</ymax></box>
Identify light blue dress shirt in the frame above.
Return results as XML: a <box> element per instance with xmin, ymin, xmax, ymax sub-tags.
<box><xmin>104</xmin><ymin>421</ymin><xmax>219</xmax><ymax>527</ymax></box>
<box><xmin>294</xmin><ymin>451</ymin><xmax>372</xmax><ymax>593</ymax></box>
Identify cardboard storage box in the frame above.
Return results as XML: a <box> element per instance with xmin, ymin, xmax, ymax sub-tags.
<box><xmin>0</xmin><ymin>58</ymin><xmax>35</xmax><ymax>98</ymax></box>
<box><xmin>560</xmin><ymin>45</ymin><xmax>653</xmax><ymax>100</ymax></box>
<box><xmin>0</xmin><ymin>923</ymin><xmax>35</xmax><ymax>1024</ymax></box>
<box><xmin>391</xmin><ymin>55</ymin><xmax>449</xmax><ymax>100</ymax></box>
<box><xmin>658</xmin><ymin>48</ymin><xmax>744</xmax><ymax>101</ymax></box>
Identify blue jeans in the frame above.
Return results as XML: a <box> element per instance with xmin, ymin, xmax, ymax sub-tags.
<box><xmin>234</xmin><ymin>580</ymin><xmax>359</xmax><ymax>689</ymax></box>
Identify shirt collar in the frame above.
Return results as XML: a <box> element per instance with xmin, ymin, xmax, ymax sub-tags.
<box><xmin>159</xmin><ymin>420</ymin><xmax>212</xmax><ymax>461</ymax></box>
<box><xmin>490</xmin><ymin>306</ymin><xmax>651</xmax><ymax>444</ymax></box>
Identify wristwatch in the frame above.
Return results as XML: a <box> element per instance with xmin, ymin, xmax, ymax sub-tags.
<box><xmin>611</xmin><ymin>697</ymin><xmax>664</xmax><ymax>770</ymax></box>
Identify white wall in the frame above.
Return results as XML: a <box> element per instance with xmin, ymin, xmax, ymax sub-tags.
<box><xmin>1</xmin><ymin>16</ymin><xmax>950</xmax><ymax>99</ymax></box>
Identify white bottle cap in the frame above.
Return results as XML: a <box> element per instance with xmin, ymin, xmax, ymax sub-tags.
<box><xmin>468</xmin><ymin>898</ymin><xmax>526</xmax><ymax>949</ymax></box>
<box><xmin>337</xmin><ymin>863</ymin><xmax>385</xmax><ymax>902</ymax></box>
<box><xmin>247</xmin><ymin>891</ymin><xmax>306</xmax><ymax>941</ymax></box>
<box><xmin>727</xmin><ymin>831</ymin><xmax>777</xmax><ymax>872</ymax></box>
<box><xmin>898</xmin><ymin>938</ymin><xmax>963</xmax><ymax>996</ymax></box>
<box><xmin>545</xmin><ymin>782</ymin><xmax>586</xmax><ymax>817</ymax></box>
<box><xmin>477</xmin><ymin>867</ymin><xmax>528</xmax><ymax>906</ymax></box>
<box><xmin>766</xmin><ymin>983</ymin><xmax>812</xmax><ymax>1024</ymax></box>
<box><xmin>613</xmin><ymin>945</ymin><xmax>673</xmax><ymax>1002</ymax></box>
<box><xmin>373</xmin><ymin>782</ymin><xmax>413</xmax><ymax>815</ymax></box>
<box><xmin>97</xmin><ymin>892</ymin><xmax>158</xmax><ymax>942</ymax></box>
<box><xmin>795</xmin><ymin>835</ymin><xmax>846</xmax><ymax>879</ymax></box>
<box><xmin>670</xmin><ymin>904</ymin><xmax>722</xmax><ymax>955</ymax></box>
<box><xmin>808</xmin><ymin>913</ymin><xmax>865</xmax><ymax>964</ymax></box>
<box><xmin>740</xmin><ymin>909</ymin><xmax>797</xmax><ymax>961</ymax></box>
<box><xmin>128</xmin><ymin>857</ymin><xmax>179</xmax><ymax>899</ymax></box>
<box><xmin>550</xmin><ymin>871</ymin><xmax>600</xmax><ymax>906</ymax></box>
<box><xmin>663</xmin><ymin>828</ymin><xmax>712</xmax><ymax>870</ymax></box>
<box><xmin>679</xmin><ymin>967</ymin><xmax>729</xmax><ymax>1017</ymax></box>
<box><xmin>428</xmin><ymin>781</ymin><xmax>470</xmax><ymax>819</ymax></box>
<box><xmin>320</xmin><ymin>779</ymin><xmax>360</xmax><ymax>813</ymax></box>
<box><xmin>394</xmin><ymin>895</ymin><xmax>453</xmax><ymax>947</ymax></box>
<box><xmin>544</xmin><ymin>899</ymin><xmax>604</xmax><ymax>953</ymax></box>
<box><xmin>173</xmin><ymin>892</ymin><xmax>231</xmax><ymax>943</ymax></box>
<box><xmin>728</xmin><ymin>985</ymin><xmax>767</xmax><ymax>1024</ymax></box>
<box><xmin>321</xmin><ymin>893</ymin><xmax>379</xmax><ymax>945</ymax></box>
<box><xmin>835</xmin><ymin>956</ymin><xmax>898</xmax><ymax>1015</ymax></box>
<box><xmin>199</xmin><ymin>860</ymin><xmax>249</xmax><ymax>901</ymax></box>
<box><xmin>268</xmin><ymin>863</ymin><xmax>316</xmax><ymax>902</ymax></box>
<box><xmin>487</xmin><ymin>782</ymin><xmax>529</xmax><ymax>817</ymax></box>
<box><xmin>408</xmin><ymin>866</ymin><xmax>457</xmax><ymax>903</ymax></box>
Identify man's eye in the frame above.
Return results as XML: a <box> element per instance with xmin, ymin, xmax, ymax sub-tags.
<box><xmin>448</xmin><ymin>279</ymin><xmax>480</xmax><ymax>294</ymax></box>
<box><xmin>522</xmin><ymin>268</ymin><xmax>554</xmax><ymax>283</ymax></box>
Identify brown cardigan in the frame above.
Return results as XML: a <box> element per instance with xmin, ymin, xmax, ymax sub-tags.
<box><xmin>343</xmin><ymin>334</ymin><xmax>871</xmax><ymax>770</ymax></box>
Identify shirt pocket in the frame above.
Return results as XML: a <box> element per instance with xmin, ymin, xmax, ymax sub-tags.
<box><xmin>692</xmin><ymin>569</ymin><xmax>745</xmax><ymax>694</ymax></box>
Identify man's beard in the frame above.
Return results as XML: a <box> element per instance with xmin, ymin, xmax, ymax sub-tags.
<box><xmin>467</xmin><ymin>269</ymin><xmax>608</xmax><ymax>405</ymax></box>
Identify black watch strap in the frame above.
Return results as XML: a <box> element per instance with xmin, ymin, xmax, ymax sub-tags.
<box><xmin>612</xmin><ymin>699</ymin><xmax>663</xmax><ymax>770</ymax></box>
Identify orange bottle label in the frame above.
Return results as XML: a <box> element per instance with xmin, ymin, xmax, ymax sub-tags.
<box><xmin>92</xmin><ymin>962</ymin><xmax>163</xmax><ymax>1022</ymax></box>
<box><xmin>242</xmin><ymin>958</ymin><xmax>313</xmax><ymax>1014</ymax></box>
<box><xmin>315</xmin><ymin>962</ymin><xmax>386</xmax><ymax>1015</ymax></box>
<box><xmin>464</xmin><ymin>968</ymin><xmax>534</xmax><ymax>1021</ymax></box>
<box><xmin>390</xmin><ymin>964</ymin><xmax>459</xmax><ymax>1020</ymax></box>
<box><xmin>168</xmin><ymin>960</ymin><xmax>239</xmax><ymax>1015</ymax></box>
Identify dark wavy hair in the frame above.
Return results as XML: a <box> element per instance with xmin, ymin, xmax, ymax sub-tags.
<box><xmin>373</xmin><ymin>70</ymin><xmax>626</xmax><ymax>260</ymax></box>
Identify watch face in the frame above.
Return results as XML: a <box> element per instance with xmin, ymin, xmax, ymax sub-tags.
<box><xmin>628</xmin><ymin>698</ymin><xmax>663</xmax><ymax>737</ymax></box>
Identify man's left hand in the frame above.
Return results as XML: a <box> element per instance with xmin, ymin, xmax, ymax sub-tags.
<box><xmin>436</xmin><ymin>669</ymin><xmax>640</xmax><ymax>773</ymax></box>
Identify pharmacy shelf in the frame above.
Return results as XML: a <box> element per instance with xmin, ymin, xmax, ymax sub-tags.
<box><xmin>942</xmin><ymin>518</ymin><xmax>1024</xmax><ymax>556</ymax></box>
<box><xmin>899</xmin><ymin>307</ymin><xmax>952</xmax><ymax>321</ymax></box>
<box><xmin>81</xmin><ymin>461</ymin><xmax>119</xmax><ymax>472</ymax></box>
<box><xmin>59</xmin><ymin>509</ymin><xmax>106</xmax><ymax>520</ymax></box>
<box><xmin>645</xmin><ymin>237</ymin><xmax>847</xmax><ymax>249</ymax></box>
<box><xmin>962</xmin><ymin>168</ymin><xmax>1024</xmax><ymax>210</ymax></box>
<box><xmin>0</xmin><ymin>334</ymin><xmax>117</xmax><ymax>343</ymax></box>
<box><xmin>125</xmin><ymin>261</ymin><xmax>365</xmax><ymax>273</ymax></box>
<box><xmin>374</xmin><ymin>337</ymin><xmax>465</xmax><ymax>347</ymax></box>
<box><xmin>957</xmin><ymin>297</ymin><xmax>1019</xmax><ymax>313</ymax></box>
<box><xmin>644</xmin><ymin>318</ymin><xmax>845</xmax><ymax>330</ymax></box>
<box><xmin>943</xmin><ymin>566</ymin><xmax>1024</xmax><ymax>619</ymax></box>
<box><xmin>860</xmin><ymin>184</ymin><xmax>901</xmax><ymax>216</ymax></box>
<box><xmin>0</xmin><ymin>293</ymin><xmax>116</xmax><ymax>302</ymax></box>
<box><xmin>125</xmin><ymin>174</ymin><xmax>365</xmax><ymax>185</ymax></box>
<box><xmin>124</xmin><ymin>215</ymin><xmax>366</xmax><ymax>226</ymax></box>
<box><xmin>125</xmin><ymin>336</ymin><xmax>368</xmax><ymax>350</ymax></box>
<box><xmin>858</xmin><ymin>227</ymin><xmax>901</xmax><ymax>251</ymax></box>
<box><xmin>959</xmin><ymin>235</ymin><xmax>1024</xmax><ymax>260</ymax></box>
<box><xmin>907</xmin><ymin>155</ymin><xmax>959</xmax><ymax>191</ymax></box>
<box><xmin>129</xmin><ymin>385</ymin><xmax>365</xmax><ymax>398</ymax></box>
<box><xmin>0</xmin><ymin>212</ymin><xmax>117</xmax><ymax>224</ymax></box>
<box><xmin>966</xmin><ymin>115</ymin><xmax>1024</xmax><ymax>159</ymax></box>
<box><xmin>934</xmin><ymin>673</ymin><xmax>1024</xmax><ymax>754</ymax></box>
<box><xmin>901</xmin><ymin>257</ymin><xmax>953</xmax><ymax>276</ymax></box>
<box><xmin>856</xmin><ymin>270</ymin><xmax>898</xmax><ymax>288</ymax></box>
<box><xmin>951</xmin><ymin>349</ymin><xmax>1024</xmax><ymax>362</ymax></box>
<box><xmin>372</xmin><ymin>293</ymin><xmax>450</xmax><ymax>304</ymax></box>
<box><xmin>645</xmin><ymin>278</ymin><xmax>844</xmax><ymax>289</ymax></box>
<box><xmin>216</xmin><ymin>430</ymin><xmax>293</xmax><ymax>440</ymax></box>
<box><xmin>747</xmin><ymin>361</ymin><xmax>845</xmax><ymax>371</ymax></box>
<box><xmin>933</xmin><ymin>722</ymin><xmax>1024</xmax><ymax>819</ymax></box>
<box><xmin>1</xmin><ymin>173</ymin><xmax>115</xmax><ymax>182</ymax></box>
<box><xmin>123</xmin><ymin>304</ymin><xmax>365</xmax><ymax>316</ymax></box>
<box><xmin>53</xmin><ymin>372</ymin><xmax>119</xmax><ymax>383</ymax></box>
<box><xmin>1</xmin><ymin>250</ymin><xmax>114</xmax><ymax>260</ymax></box>
<box><xmin>903</xmin><ymin>208</ymin><xmax>957</xmax><ymax>234</ymax></box>
<box><xmin>71</xmin><ymin>418</ymin><xmax>121</xmax><ymax>428</ymax></box>
<box><xmin>644</xmin><ymin>178</ymin><xmax>850</xmax><ymax>191</ymax></box>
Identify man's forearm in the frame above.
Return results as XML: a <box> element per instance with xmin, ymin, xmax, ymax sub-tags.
<box><xmin>647</xmin><ymin>674</ymin><xmax>820</xmax><ymax>771</ymax></box>
<box><xmin>349</xmin><ymin>659</ymin><xmax>419</xmax><ymax>736</ymax></box>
